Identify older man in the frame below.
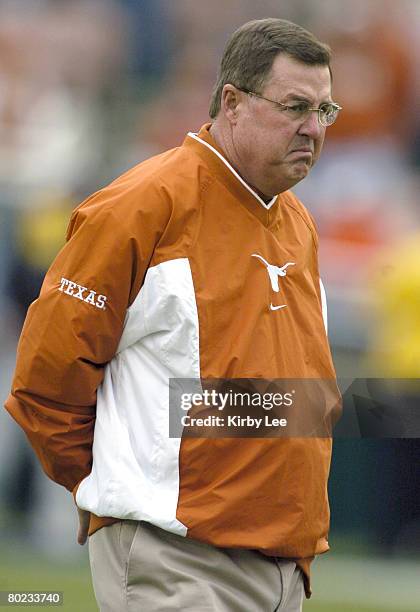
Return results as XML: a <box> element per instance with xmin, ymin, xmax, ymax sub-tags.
<box><xmin>5</xmin><ymin>18</ymin><xmax>340</xmax><ymax>612</ymax></box>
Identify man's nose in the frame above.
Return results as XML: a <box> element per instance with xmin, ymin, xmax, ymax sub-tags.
<box><xmin>298</xmin><ymin>110</ymin><xmax>323</xmax><ymax>139</ymax></box>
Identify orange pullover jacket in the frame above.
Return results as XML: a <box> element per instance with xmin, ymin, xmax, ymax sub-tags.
<box><xmin>5</xmin><ymin>124</ymin><xmax>337</xmax><ymax>596</ymax></box>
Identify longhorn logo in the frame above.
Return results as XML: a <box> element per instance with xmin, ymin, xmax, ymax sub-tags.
<box><xmin>252</xmin><ymin>254</ymin><xmax>295</xmax><ymax>310</ymax></box>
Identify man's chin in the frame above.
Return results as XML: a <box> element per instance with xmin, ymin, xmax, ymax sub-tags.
<box><xmin>288</xmin><ymin>161</ymin><xmax>311</xmax><ymax>183</ymax></box>
<box><xmin>267</xmin><ymin>162</ymin><xmax>312</xmax><ymax>194</ymax></box>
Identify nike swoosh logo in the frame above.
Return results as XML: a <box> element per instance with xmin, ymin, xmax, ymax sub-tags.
<box><xmin>270</xmin><ymin>303</ymin><xmax>287</xmax><ymax>311</ymax></box>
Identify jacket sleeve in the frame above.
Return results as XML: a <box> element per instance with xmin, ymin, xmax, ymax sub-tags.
<box><xmin>4</xmin><ymin>179</ymin><xmax>170</xmax><ymax>493</ymax></box>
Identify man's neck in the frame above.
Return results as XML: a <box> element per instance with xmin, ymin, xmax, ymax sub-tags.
<box><xmin>209</xmin><ymin>122</ymin><xmax>274</xmax><ymax>202</ymax></box>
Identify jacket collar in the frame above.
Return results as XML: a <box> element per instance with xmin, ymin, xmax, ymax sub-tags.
<box><xmin>184</xmin><ymin>124</ymin><xmax>281</xmax><ymax>228</ymax></box>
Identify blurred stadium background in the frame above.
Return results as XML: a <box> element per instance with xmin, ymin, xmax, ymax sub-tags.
<box><xmin>1</xmin><ymin>1</ymin><xmax>419</xmax><ymax>610</ymax></box>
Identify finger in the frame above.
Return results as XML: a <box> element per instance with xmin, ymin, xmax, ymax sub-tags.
<box><xmin>77</xmin><ymin>509</ymin><xmax>90</xmax><ymax>545</ymax></box>
<box><xmin>77</xmin><ymin>523</ymin><xmax>89</xmax><ymax>545</ymax></box>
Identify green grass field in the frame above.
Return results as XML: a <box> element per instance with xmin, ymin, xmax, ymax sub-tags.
<box><xmin>1</xmin><ymin>548</ymin><xmax>419</xmax><ymax>611</ymax></box>
<box><xmin>0</xmin><ymin>501</ymin><xmax>99</xmax><ymax>611</ymax></box>
<box><xmin>0</xmin><ymin>552</ymin><xmax>96</xmax><ymax>611</ymax></box>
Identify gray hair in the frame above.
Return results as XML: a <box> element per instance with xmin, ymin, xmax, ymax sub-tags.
<box><xmin>209</xmin><ymin>18</ymin><xmax>332</xmax><ymax>118</ymax></box>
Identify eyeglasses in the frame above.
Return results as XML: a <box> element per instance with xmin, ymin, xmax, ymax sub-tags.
<box><xmin>236</xmin><ymin>87</ymin><xmax>342</xmax><ymax>127</ymax></box>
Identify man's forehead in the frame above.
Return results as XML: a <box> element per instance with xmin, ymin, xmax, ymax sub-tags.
<box><xmin>266</xmin><ymin>54</ymin><xmax>332</xmax><ymax>99</ymax></box>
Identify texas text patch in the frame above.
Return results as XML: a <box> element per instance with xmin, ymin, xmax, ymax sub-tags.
<box><xmin>58</xmin><ymin>277</ymin><xmax>107</xmax><ymax>310</ymax></box>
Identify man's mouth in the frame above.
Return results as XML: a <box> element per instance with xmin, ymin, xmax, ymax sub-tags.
<box><xmin>289</xmin><ymin>147</ymin><xmax>313</xmax><ymax>154</ymax></box>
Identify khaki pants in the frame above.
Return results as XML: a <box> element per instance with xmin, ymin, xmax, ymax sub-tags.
<box><xmin>89</xmin><ymin>521</ymin><xmax>304</xmax><ymax>611</ymax></box>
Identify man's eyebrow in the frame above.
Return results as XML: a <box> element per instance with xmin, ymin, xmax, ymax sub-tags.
<box><xmin>283</xmin><ymin>93</ymin><xmax>333</xmax><ymax>105</ymax></box>
<box><xmin>282</xmin><ymin>93</ymin><xmax>312</xmax><ymax>103</ymax></box>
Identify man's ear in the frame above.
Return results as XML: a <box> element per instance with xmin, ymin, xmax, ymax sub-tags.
<box><xmin>221</xmin><ymin>84</ymin><xmax>241</xmax><ymax>124</ymax></box>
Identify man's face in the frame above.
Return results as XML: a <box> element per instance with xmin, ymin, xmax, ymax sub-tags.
<box><xmin>229</xmin><ymin>54</ymin><xmax>332</xmax><ymax>197</ymax></box>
